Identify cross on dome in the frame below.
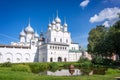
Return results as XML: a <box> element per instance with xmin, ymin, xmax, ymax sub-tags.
<box><xmin>64</xmin><ymin>17</ymin><xmax>68</xmax><ymax>27</ymax></box>
<box><xmin>25</xmin><ymin>18</ymin><xmax>34</xmax><ymax>33</ymax></box>
<box><xmin>48</xmin><ymin>17</ymin><xmax>52</xmax><ymax>27</ymax></box>
<box><xmin>55</xmin><ymin>10</ymin><xmax>61</xmax><ymax>23</ymax></box>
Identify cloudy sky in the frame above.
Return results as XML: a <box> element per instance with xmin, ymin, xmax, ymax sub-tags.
<box><xmin>0</xmin><ymin>0</ymin><xmax>120</xmax><ymax>48</ymax></box>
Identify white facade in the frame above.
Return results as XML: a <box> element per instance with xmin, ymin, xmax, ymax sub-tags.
<box><xmin>0</xmin><ymin>13</ymin><xmax>85</xmax><ymax>63</ymax></box>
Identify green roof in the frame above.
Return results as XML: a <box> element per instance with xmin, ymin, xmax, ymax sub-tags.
<box><xmin>69</xmin><ymin>50</ymin><xmax>82</xmax><ymax>53</ymax></box>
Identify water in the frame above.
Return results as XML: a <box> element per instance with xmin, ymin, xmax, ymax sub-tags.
<box><xmin>39</xmin><ymin>68</ymin><xmax>106</xmax><ymax>76</ymax></box>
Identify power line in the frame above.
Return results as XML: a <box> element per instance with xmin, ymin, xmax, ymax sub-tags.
<box><xmin>0</xmin><ymin>33</ymin><xmax>18</xmax><ymax>41</ymax></box>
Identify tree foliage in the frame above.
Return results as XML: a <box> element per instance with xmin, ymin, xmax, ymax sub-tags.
<box><xmin>88</xmin><ymin>20</ymin><xmax>120</xmax><ymax>59</ymax></box>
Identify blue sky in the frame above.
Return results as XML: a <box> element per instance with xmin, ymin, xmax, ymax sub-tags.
<box><xmin>0</xmin><ymin>0</ymin><xmax>120</xmax><ymax>48</ymax></box>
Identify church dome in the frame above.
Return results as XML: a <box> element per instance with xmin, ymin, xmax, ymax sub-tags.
<box><xmin>20</xmin><ymin>30</ymin><xmax>26</xmax><ymax>37</ymax></box>
<box><xmin>25</xmin><ymin>25</ymin><xmax>34</xmax><ymax>33</ymax></box>
<box><xmin>48</xmin><ymin>23</ymin><xmax>52</xmax><ymax>27</ymax></box>
<box><xmin>34</xmin><ymin>31</ymin><xmax>39</xmax><ymax>38</ymax></box>
<box><xmin>55</xmin><ymin>17</ymin><xmax>61</xmax><ymax>23</ymax></box>
<box><xmin>39</xmin><ymin>32</ymin><xmax>45</xmax><ymax>41</ymax></box>
<box><xmin>64</xmin><ymin>23</ymin><xmax>68</xmax><ymax>27</ymax></box>
<box><xmin>52</xmin><ymin>20</ymin><xmax>56</xmax><ymax>25</ymax></box>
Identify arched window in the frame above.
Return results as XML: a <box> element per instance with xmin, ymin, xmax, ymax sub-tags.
<box><xmin>54</xmin><ymin>38</ymin><xmax>56</xmax><ymax>42</ymax></box>
<box><xmin>7</xmin><ymin>58</ymin><xmax>10</xmax><ymax>62</ymax></box>
<box><xmin>26</xmin><ymin>58</ymin><xmax>29</xmax><ymax>61</ymax></box>
<box><xmin>16</xmin><ymin>58</ymin><xmax>20</xmax><ymax>62</ymax></box>
<box><xmin>66</xmin><ymin>39</ymin><xmax>68</xmax><ymax>43</ymax></box>
<box><xmin>50</xmin><ymin>57</ymin><xmax>53</xmax><ymax>62</ymax></box>
<box><xmin>64</xmin><ymin>58</ymin><xmax>67</xmax><ymax>62</ymax></box>
<box><xmin>60</xmin><ymin>39</ymin><xmax>62</xmax><ymax>42</ymax></box>
<box><xmin>43</xmin><ymin>58</ymin><xmax>44</xmax><ymax>62</ymax></box>
<box><xmin>58</xmin><ymin>57</ymin><xmax>62</xmax><ymax>62</ymax></box>
<box><xmin>25</xmin><ymin>53</ymin><xmax>30</xmax><ymax>62</ymax></box>
<box><xmin>55</xmin><ymin>46</ymin><xmax>57</xmax><ymax>49</ymax></box>
<box><xmin>65</xmin><ymin>47</ymin><xmax>66</xmax><ymax>50</ymax></box>
<box><xmin>53</xmin><ymin>46</ymin><xmax>54</xmax><ymax>49</ymax></box>
<box><xmin>50</xmin><ymin>46</ymin><xmax>52</xmax><ymax>49</ymax></box>
<box><xmin>6</xmin><ymin>53</ymin><xmax>13</xmax><ymax>62</ymax></box>
<box><xmin>16</xmin><ymin>53</ymin><xmax>22</xmax><ymax>63</ymax></box>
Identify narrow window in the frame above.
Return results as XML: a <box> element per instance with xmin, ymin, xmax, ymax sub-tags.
<box><xmin>50</xmin><ymin>58</ymin><xmax>53</xmax><ymax>62</ymax></box>
<box><xmin>54</xmin><ymin>38</ymin><xmax>56</xmax><ymax>42</ymax></box>
<box><xmin>64</xmin><ymin>58</ymin><xmax>67</xmax><ymax>62</ymax></box>
<box><xmin>55</xmin><ymin>46</ymin><xmax>57</xmax><ymax>49</ymax></box>
<box><xmin>60</xmin><ymin>39</ymin><xmax>62</xmax><ymax>42</ymax></box>
<box><xmin>65</xmin><ymin>47</ymin><xmax>66</xmax><ymax>50</ymax></box>
<box><xmin>66</xmin><ymin>39</ymin><xmax>68</xmax><ymax>43</ymax></box>
<box><xmin>50</xmin><ymin>46</ymin><xmax>52</xmax><ymax>49</ymax></box>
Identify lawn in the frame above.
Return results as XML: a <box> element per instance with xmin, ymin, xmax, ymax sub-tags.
<box><xmin>0</xmin><ymin>67</ymin><xmax>120</xmax><ymax>80</ymax></box>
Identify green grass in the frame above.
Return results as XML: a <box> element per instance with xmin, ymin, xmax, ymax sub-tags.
<box><xmin>0</xmin><ymin>67</ymin><xmax>120</xmax><ymax>80</ymax></box>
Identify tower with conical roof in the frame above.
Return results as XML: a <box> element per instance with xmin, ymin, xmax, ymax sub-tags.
<box><xmin>34</xmin><ymin>31</ymin><xmax>39</xmax><ymax>42</ymax></box>
<box><xmin>24</xmin><ymin>19</ymin><xmax>34</xmax><ymax>43</ymax></box>
<box><xmin>19</xmin><ymin>29</ymin><xmax>26</xmax><ymax>43</ymax></box>
<box><xmin>55</xmin><ymin>10</ymin><xmax>61</xmax><ymax>31</ymax></box>
<box><xmin>63</xmin><ymin>17</ymin><xmax>68</xmax><ymax>32</ymax></box>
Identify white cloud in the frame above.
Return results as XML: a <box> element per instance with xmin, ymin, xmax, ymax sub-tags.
<box><xmin>80</xmin><ymin>0</ymin><xmax>90</xmax><ymax>8</ymax></box>
<box><xmin>102</xmin><ymin>21</ymin><xmax>110</xmax><ymax>27</ymax></box>
<box><xmin>89</xmin><ymin>7</ymin><xmax>120</xmax><ymax>27</ymax></box>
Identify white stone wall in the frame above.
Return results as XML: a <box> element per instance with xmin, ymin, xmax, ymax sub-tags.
<box><xmin>39</xmin><ymin>45</ymin><xmax>47</xmax><ymax>62</ymax></box>
<box><xmin>0</xmin><ymin>47</ymin><xmax>37</xmax><ymax>63</ymax></box>
<box><xmin>46</xmin><ymin>30</ymin><xmax>71</xmax><ymax>44</ymax></box>
<box><xmin>68</xmin><ymin>52</ymin><xmax>82</xmax><ymax>62</ymax></box>
<box><xmin>69</xmin><ymin>43</ymin><xmax>79</xmax><ymax>50</ymax></box>
<box><xmin>47</xmin><ymin>44</ymin><xmax>69</xmax><ymax>62</ymax></box>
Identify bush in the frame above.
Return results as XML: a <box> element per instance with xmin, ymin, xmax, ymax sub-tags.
<box><xmin>82</xmin><ymin>61</ymin><xmax>92</xmax><ymax>67</ymax></box>
<box><xmin>105</xmin><ymin>68</ymin><xmax>120</xmax><ymax>74</ymax></box>
<box><xmin>11</xmin><ymin>64</ymin><xmax>31</xmax><ymax>72</ymax></box>
<box><xmin>78</xmin><ymin>57</ymin><xmax>90</xmax><ymax>63</ymax></box>
<box><xmin>1</xmin><ymin>62</ymin><xmax>12</xmax><ymax>67</ymax></box>
<box><xmin>29</xmin><ymin>63</ymin><xmax>49</xmax><ymax>73</ymax></box>
<box><xmin>49</xmin><ymin>62</ymin><xmax>59</xmax><ymax>72</ymax></box>
<box><xmin>63</xmin><ymin>62</ymin><xmax>72</xmax><ymax>68</ymax></box>
<box><xmin>102</xmin><ymin>59</ymin><xmax>113</xmax><ymax>65</ymax></box>
<box><xmin>78</xmin><ymin>57</ymin><xmax>92</xmax><ymax>68</ymax></box>
<box><xmin>91</xmin><ymin>56</ymin><xmax>103</xmax><ymax>64</ymax></box>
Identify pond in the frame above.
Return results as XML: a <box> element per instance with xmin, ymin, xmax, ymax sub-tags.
<box><xmin>39</xmin><ymin>68</ymin><xmax>106</xmax><ymax>76</ymax></box>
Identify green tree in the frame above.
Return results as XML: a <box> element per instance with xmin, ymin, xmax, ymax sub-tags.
<box><xmin>88</xmin><ymin>20</ymin><xmax>120</xmax><ymax>61</ymax></box>
<box><xmin>87</xmin><ymin>25</ymin><xmax>106</xmax><ymax>56</ymax></box>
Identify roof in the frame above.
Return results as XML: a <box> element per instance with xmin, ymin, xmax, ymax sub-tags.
<box><xmin>0</xmin><ymin>44</ymin><xmax>30</xmax><ymax>49</ymax></box>
<box><xmin>41</xmin><ymin>42</ymin><xmax>69</xmax><ymax>46</ymax></box>
<box><xmin>69</xmin><ymin>50</ymin><xmax>82</xmax><ymax>53</ymax></box>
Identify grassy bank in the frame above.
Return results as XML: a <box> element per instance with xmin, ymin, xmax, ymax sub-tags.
<box><xmin>0</xmin><ymin>67</ymin><xmax>120</xmax><ymax>80</ymax></box>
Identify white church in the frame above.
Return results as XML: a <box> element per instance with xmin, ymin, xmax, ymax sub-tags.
<box><xmin>0</xmin><ymin>13</ymin><xmax>87</xmax><ymax>63</ymax></box>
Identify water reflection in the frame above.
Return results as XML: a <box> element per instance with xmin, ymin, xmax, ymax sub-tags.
<box><xmin>40</xmin><ymin>69</ymin><xmax>82</xmax><ymax>76</ymax></box>
<box><xmin>39</xmin><ymin>68</ymin><xmax>106</xmax><ymax>76</ymax></box>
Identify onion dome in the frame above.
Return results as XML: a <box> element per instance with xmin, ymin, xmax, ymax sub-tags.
<box><xmin>63</xmin><ymin>18</ymin><xmax>68</xmax><ymax>27</ymax></box>
<box><xmin>52</xmin><ymin>20</ymin><xmax>56</xmax><ymax>25</ymax></box>
<box><xmin>39</xmin><ymin>32</ymin><xmax>45</xmax><ymax>42</ymax></box>
<box><xmin>55</xmin><ymin>16</ymin><xmax>61</xmax><ymax>23</ymax></box>
<box><xmin>25</xmin><ymin>19</ymin><xmax>34</xmax><ymax>33</ymax></box>
<box><xmin>34</xmin><ymin>31</ymin><xmax>39</xmax><ymax>38</ymax></box>
<box><xmin>63</xmin><ymin>23</ymin><xmax>68</xmax><ymax>27</ymax></box>
<box><xmin>48</xmin><ymin>23</ymin><xmax>52</xmax><ymax>27</ymax></box>
<box><xmin>20</xmin><ymin>29</ymin><xmax>26</xmax><ymax>37</ymax></box>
